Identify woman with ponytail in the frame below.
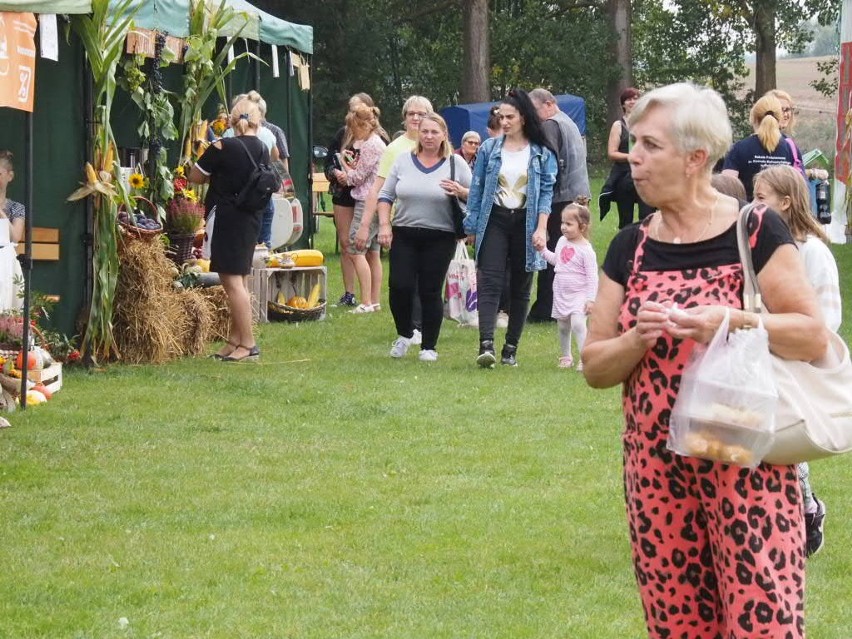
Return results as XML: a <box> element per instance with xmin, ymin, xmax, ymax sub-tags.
<box><xmin>721</xmin><ymin>94</ymin><xmax>796</xmax><ymax>199</ymax></box>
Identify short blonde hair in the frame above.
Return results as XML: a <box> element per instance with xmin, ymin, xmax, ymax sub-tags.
<box><xmin>229</xmin><ymin>98</ymin><xmax>262</xmax><ymax>135</ymax></box>
<box><xmin>401</xmin><ymin>95</ymin><xmax>433</xmax><ymax>122</ymax></box>
<box><xmin>628</xmin><ymin>82</ymin><xmax>732</xmax><ymax>173</ymax></box>
<box><xmin>416</xmin><ymin>113</ymin><xmax>452</xmax><ymax>159</ymax></box>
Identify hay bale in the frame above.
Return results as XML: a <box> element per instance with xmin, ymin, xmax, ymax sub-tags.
<box><xmin>197</xmin><ymin>286</ymin><xmax>231</xmax><ymax>341</ymax></box>
<box><xmin>114</xmin><ymin>238</ymin><xmax>208</xmax><ymax>363</ymax></box>
<box><xmin>175</xmin><ymin>288</ymin><xmax>212</xmax><ymax>356</ymax></box>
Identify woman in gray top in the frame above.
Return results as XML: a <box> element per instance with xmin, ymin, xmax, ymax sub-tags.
<box><xmin>377</xmin><ymin>113</ymin><xmax>472</xmax><ymax>361</ymax></box>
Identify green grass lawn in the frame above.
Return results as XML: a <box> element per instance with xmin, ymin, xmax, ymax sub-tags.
<box><xmin>2</xmin><ymin>184</ymin><xmax>852</xmax><ymax>638</ymax></box>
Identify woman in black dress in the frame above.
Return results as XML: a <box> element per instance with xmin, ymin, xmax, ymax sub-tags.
<box><xmin>599</xmin><ymin>87</ymin><xmax>654</xmax><ymax>229</ymax></box>
<box><xmin>189</xmin><ymin>97</ymin><xmax>267</xmax><ymax>362</ymax></box>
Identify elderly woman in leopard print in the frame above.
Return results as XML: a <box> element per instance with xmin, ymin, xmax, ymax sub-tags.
<box><xmin>582</xmin><ymin>83</ymin><xmax>828</xmax><ymax>639</ymax></box>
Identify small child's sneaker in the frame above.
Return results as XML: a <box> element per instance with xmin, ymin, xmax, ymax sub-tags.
<box><xmin>419</xmin><ymin>349</ymin><xmax>438</xmax><ymax>362</ymax></box>
<box><xmin>496</xmin><ymin>311</ymin><xmax>509</xmax><ymax>329</ymax></box>
<box><xmin>389</xmin><ymin>336</ymin><xmax>411</xmax><ymax>358</ymax></box>
<box><xmin>558</xmin><ymin>356</ymin><xmax>573</xmax><ymax>369</ymax></box>
<box><xmin>411</xmin><ymin>329</ymin><xmax>422</xmax><ymax>345</ymax></box>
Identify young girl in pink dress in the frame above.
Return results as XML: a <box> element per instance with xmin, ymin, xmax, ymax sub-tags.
<box><xmin>539</xmin><ymin>203</ymin><xmax>598</xmax><ymax>369</ymax></box>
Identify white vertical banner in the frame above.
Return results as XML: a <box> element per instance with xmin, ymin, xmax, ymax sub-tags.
<box><xmin>829</xmin><ymin>0</ymin><xmax>852</xmax><ymax>243</ymax></box>
<box><xmin>271</xmin><ymin>44</ymin><xmax>279</xmax><ymax>78</ymax></box>
<box><xmin>38</xmin><ymin>14</ymin><xmax>58</xmax><ymax>61</ymax></box>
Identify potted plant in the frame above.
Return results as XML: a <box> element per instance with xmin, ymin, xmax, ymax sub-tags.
<box><xmin>164</xmin><ymin>167</ymin><xmax>205</xmax><ymax>264</ymax></box>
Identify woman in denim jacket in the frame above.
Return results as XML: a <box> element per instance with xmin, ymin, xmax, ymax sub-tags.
<box><xmin>464</xmin><ymin>88</ymin><xmax>557</xmax><ymax>367</ymax></box>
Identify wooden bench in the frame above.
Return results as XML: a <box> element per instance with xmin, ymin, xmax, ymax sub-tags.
<box><xmin>16</xmin><ymin>227</ymin><xmax>60</xmax><ymax>261</ymax></box>
<box><xmin>311</xmin><ymin>172</ymin><xmax>337</xmax><ymax>251</ymax></box>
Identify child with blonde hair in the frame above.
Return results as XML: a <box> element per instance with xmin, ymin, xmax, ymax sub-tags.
<box><xmin>753</xmin><ymin>164</ymin><xmax>840</xmax><ymax>558</ymax></box>
<box><xmin>538</xmin><ymin>203</ymin><xmax>598</xmax><ymax>369</ymax></box>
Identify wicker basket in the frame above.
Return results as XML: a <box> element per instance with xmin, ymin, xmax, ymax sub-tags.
<box><xmin>165</xmin><ymin>232</ymin><xmax>196</xmax><ymax>265</ymax></box>
<box><xmin>118</xmin><ymin>196</ymin><xmax>162</xmax><ymax>242</ymax></box>
<box><xmin>267</xmin><ymin>300</ymin><xmax>326</xmax><ymax>322</ymax></box>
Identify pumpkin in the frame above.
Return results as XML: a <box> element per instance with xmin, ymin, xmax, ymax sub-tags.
<box><xmin>288</xmin><ymin>249</ymin><xmax>324</xmax><ymax>267</ymax></box>
<box><xmin>16</xmin><ymin>351</ymin><xmax>39</xmax><ymax>371</ymax></box>
<box><xmin>26</xmin><ymin>390</ymin><xmax>47</xmax><ymax>405</ymax></box>
<box><xmin>32</xmin><ymin>383</ymin><xmax>52</xmax><ymax>400</ymax></box>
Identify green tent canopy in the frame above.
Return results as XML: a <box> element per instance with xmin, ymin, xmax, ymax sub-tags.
<box><xmin>0</xmin><ymin>0</ymin><xmax>313</xmax><ymax>53</ymax></box>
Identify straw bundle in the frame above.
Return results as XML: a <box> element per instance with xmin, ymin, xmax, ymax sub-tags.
<box><xmin>197</xmin><ymin>286</ymin><xmax>231</xmax><ymax>341</ymax></box>
<box><xmin>114</xmin><ymin>237</ymin><xmax>228</xmax><ymax>363</ymax></box>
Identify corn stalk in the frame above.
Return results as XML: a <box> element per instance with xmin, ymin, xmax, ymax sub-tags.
<box><xmin>69</xmin><ymin>0</ymin><xmax>137</xmax><ymax>364</ymax></box>
<box><xmin>177</xmin><ymin>0</ymin><xmax>258</xmax><ymax>166</ymax></box>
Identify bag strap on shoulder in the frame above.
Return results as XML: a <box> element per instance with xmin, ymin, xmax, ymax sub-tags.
<box><xmin>234</xmin><ymin>136</ymin><xmax>265</xmax><ymax>169</ymax></box>
<box><xmin>736</xmin><ymin>203</ymin><xmax>763</xmax><ymax>313</ymax></box>
<box><xmin>449</xmin><ymin>153</ymin><xmax>455</xmax><ymax>180</ymax></box>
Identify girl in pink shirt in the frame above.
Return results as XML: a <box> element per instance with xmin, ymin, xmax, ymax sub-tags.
<box><xmin>539</xmin><ymin>204</ymin><xmax>598</xmax><ymax>369</ymax></box>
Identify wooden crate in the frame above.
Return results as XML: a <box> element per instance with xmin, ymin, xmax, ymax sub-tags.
<box><xmin>249</xmin><ymin>266</ymin><xmax>327</xmax><ymax>323</ymax></box>
<box><xmin>27</xmin><ymin>362</ymin><xmax>63</xmax><ymax>394</ymax></box>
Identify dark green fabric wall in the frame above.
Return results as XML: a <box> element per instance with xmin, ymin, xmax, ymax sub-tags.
<box><xmin>1</xmin><ymin>36</ymin><xmax>88</xmax><ymax>336</ymax></box>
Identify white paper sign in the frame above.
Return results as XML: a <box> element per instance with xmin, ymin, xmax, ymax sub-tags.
<box><xmin>271</xmin><ymin>44</ymin><xmax>279</xmax><ymax>78</ymax></box>
<box><xmin>38</xmin><ymin>14</ymin><xmax>58</xmax><ymax>61</ymax></box>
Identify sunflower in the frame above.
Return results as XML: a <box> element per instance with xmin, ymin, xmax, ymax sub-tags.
<box><xmin>174</xmin><ymin>166</ymin><xmax>185</xmax><ymax>177</ymax></box>
<box><xmin>129</xmin><ymin>173</ymin><xmax>146</xmax><ymax>189</ymax></box>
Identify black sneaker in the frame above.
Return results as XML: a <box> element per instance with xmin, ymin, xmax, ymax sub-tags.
<box><xmin>337</xmin><ymin>292</ymin><xmax>357</xmax><ymax>307</ymax></box>
<box><xmin>805</xmin><ymin>497</ymin><xmax>826</xmax><ymax>557</ymax></box>
<box><xmin>500</xmin><ymin>344</ymin><xmax>518</xmax><ymax>367</ymax></box>
<box><xmin>476</xmin><ymin>340</ymin><xmax>496</xmax><ymax>368</ymax></box>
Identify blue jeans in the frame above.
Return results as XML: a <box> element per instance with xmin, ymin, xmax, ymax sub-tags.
<box><xmin>257</xmin><ymin>198</ymin><xmax>274</xmax><ymax>247</ymax></box>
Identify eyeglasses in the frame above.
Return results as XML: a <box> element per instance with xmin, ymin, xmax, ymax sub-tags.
<box><xmin>406</xmin><ymin>111</ymin><xmax>428</xmax><ymax>118</ymax></box>
<box><xmin>781</xmin><ymin>107</ymin><xmax>797</xmax><ymax>115</ymax></box>
<box><xmin>464</xmin><ymin>140</ymin><xmax>480</xmax><ymax>145</ymax></box>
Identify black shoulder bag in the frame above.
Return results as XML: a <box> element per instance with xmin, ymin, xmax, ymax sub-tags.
<box><xmin>448</xmin><ymin>155</ymin><xmax>467</xmax><ymax>239</ymax></box>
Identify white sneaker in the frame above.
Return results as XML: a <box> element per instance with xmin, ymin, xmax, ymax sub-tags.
<box><xmin>496</xmin><ymin>312</ymin><xmax>509</xmax><ymax>329</ymax></box>
<box><xmin>350</xmin><ymin>303</ymin><xmax>374</xmax><ymax>314</ymax></box>
<box><xmin>389</xmin><ymin>336</ymin><xmax>411</xmax><ymax>358</ymax></box>
<box><xmin>419</xmin><ymin>349</ymin><xmax>438</xmax><ymax>362</ymax></box>
<box><xmin>411</xmin><ymin>329</ymin><xmax>422</xmax><ymax>345</ymax></box>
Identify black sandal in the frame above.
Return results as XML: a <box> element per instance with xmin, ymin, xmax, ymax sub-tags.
<box><xmin>211</xmin><ymin>341</ymin><xmax>238</xmax><ymax>360</ymax></box>
<box><xmin>222</xmin><ymin>344</ymin><xmax>260</xmax><ymax>362</ymax></box>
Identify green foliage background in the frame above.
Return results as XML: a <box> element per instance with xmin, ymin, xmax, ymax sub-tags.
<box><xmin>256</xmin><ymin>0</ymin><xmax>840</xmax><ymax>166</ymax></box>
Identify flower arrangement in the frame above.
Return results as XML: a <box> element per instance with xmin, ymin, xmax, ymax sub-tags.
<box><xmin>165</xmin><ymin>167</ymin><xmax>205</xmax><ymax>234</ymax></box>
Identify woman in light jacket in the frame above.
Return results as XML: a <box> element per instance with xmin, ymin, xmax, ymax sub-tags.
<box><xmin>464</xmin><ymin>88</ymin><xmax>557</xmax><ymax>368</ymax></box>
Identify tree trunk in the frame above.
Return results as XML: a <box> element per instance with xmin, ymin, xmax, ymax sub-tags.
<box><xmin>461</xmin><ymin>0</ymin><xmax>490</xmax><ymax>103</ymax></box>
<box><xmin>753</xmin><ymin>0</ymin><xmax>777</xmax><ymax>96</ymax></box>
<box><xmin>606</xmin><ymin>0</ymin><xmax>632</xmax><ymax>125</ymax></box>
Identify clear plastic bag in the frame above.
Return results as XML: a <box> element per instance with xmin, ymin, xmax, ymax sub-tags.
<box><xmin>668</xmin><ymin>308</ymin><xmax>778</xmax><ymax>467</ymax></box>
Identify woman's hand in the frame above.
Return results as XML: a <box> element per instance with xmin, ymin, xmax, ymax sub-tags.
<box><xmin>333</xmin><ymin>169</ymin><xmax>348</xmax><ymax>185</ymax></box>
<box><xmin>532</xmin><ymin>228</ymin><xmax>547</xmax><ymax>251</ymax></box>
<box><xmin>353</xmin><ymin>224</ymin><xmax>369</xmax><ymax>251</ymax></box>
<box><xmin>634</xmin><ymin>300</ymin><xmax>674</xmax><ymax>348</ymax></box>
<box><xmin>664</xmin><ymin>304</ymin><xmax>730</xmax><ymax>345</ymax></box>
<box><xmin>378</xmin><ymin>222</ymin><xmax>393</xmax><ymax>248</ymax></box>
<box><xmin>441</xmin><ymin>179</ymin><xmax>468</xmax><ymax>200</ymax></box>
<box><xmin>465</xmin><ymin>234</ymin><xmax>475</xmax><ymax>245</ymax></box>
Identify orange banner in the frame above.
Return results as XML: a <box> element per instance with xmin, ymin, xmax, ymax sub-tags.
<box><xmin>0</xmin><ymin>12</ymin><xmax>37</xmax><ymax>112</ymax></box>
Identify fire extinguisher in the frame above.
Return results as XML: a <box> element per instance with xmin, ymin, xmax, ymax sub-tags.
<box><xmin>816</xmin><ymin>180</ymin><xmax>831</xmax><ymax>225</ymax></box>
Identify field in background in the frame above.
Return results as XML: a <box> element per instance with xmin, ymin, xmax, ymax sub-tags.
<box><xmin>745</xmin><ymin>56</ymin><xmax>839</xmax><ymax>159</ymax></box>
